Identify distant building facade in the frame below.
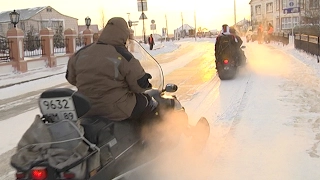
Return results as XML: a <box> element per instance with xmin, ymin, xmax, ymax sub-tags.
<box><xmin>0</xmin><ymin>6</ymin><xmax>78</xmax><ymax>36</ymax></box>
<box><xmin>249</xmin><ymin>0</ymin><xmax>320</xmax><ymax>32</ymax></box>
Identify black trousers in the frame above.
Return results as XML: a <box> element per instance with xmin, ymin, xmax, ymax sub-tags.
<box><xmin>129</xmin><ymin>93</ymin><xmax>159</xmax><ymax>129</ymax></box>
<box><xmin>149</xmin><ymin>44</ymin><xmax>154</xmax><ymax>50</ymax></box>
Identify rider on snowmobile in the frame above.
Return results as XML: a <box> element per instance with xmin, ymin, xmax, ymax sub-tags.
<box><xmin>66</xmin><ymin>17</ymin><xmax>158</xmax><ymax>126</ymax></box>
<box><xmin>214</xmin><ymin>24</ymin><xmax>239</xmax><ymax>66</ymax></box>
<box><xmin>229</xmin><ymin>26</ymin><xmax>247</xmax><ymax>65</ymax></box>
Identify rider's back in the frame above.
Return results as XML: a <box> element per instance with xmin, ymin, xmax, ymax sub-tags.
<box><xmin>66</xmin><ymin>17</ymin><xmax>149</xmax><ymax>121</ymax></box>
<box><xmin>215</xmin><ymin>34</ymin><xmax>237</xmax><ymax>59</ymax></box>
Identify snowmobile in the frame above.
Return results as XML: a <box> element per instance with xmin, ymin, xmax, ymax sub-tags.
<box><xmin>216</xmin><ymin>45</ymin><xmax>246</xmax><ymax>80</ymax></box>
<box><xmin>10</xmin><ymin>39</ymin><xmax>210</xmax><ymax>180</ymax></box>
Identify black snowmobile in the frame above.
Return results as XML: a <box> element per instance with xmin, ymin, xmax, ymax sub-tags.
<box><xmin>10</xmin><ymin>40</ymin><xmax>210</xmax><ymax>180</ymax></box>
<box><xmin>215</xmin><ymin>35</ymin><xmax>246</xmax><ymax>80</ymax></box>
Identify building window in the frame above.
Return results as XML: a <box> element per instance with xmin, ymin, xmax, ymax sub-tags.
<box><xmin>281</xmin><ymin>17</ymin><xmax>299</xmax><ymax>29</ymax></box>
<box><xmin>52</xmin><ymin>21</ymin><xmax>63</xmax><ymax>29</ymax></box>
<box><xmin>266</xmin><ymin>3</ymin><xmax>273</xmax><ymax>13</ymax></box>
<box><xmin>309</xmin><ymin>0</ymin><xmax>319</xmax><ymax>9</ymax></box>
<box><xmin>255</xmin><ymin>5</ymin><xmax>261</xmax><ymax>15</ymax></box>
<box><xmin>283</xmin><ymin>0</ymin><xmax>287</xmax><ymax>9</ymax></box>
<box><xmin>46</xmin><ymin>7</ymin><xmax>52</xmax><ymax>12</ymax></box>
<box><xmin>20</xmin><ymin>22</ymin><xmax>25</xmax><ymax>31</ymax></box>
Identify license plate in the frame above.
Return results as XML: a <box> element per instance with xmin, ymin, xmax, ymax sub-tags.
<box><xmin>39</xmin><ymin>97</ymin><xmax>77</xmax><ymax>121</ymax></box>
<box><xmin>224</xmin><ymin>66</ymin><xmax>230</xmax><ymax>70</ymax></box>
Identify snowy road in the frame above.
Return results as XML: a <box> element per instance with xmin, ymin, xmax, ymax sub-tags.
<box><xmin>118</xmin><ymin>42</ymin><xmax>320</xmax><ymax>179</ymax></box>
<box><xmin>1</xmin><ymin>39</ymin><xmax>320</xmax><ymax>180</ymax></box>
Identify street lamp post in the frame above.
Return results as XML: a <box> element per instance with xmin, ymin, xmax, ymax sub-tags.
<box><xmin>85</xmin><ymin>16</ymin><xmax>91</xmax><ymax>29</ymax></box>
<box><xmin>9</xmin><ymin>10</ymin><xmax>20</xmax><ymax>28</ymax></box>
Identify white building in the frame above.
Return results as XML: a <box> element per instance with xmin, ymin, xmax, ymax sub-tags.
<box><xmin>249</xmin><ymin>0</ymin><xmax>319</xmax><ymax>32</ymax></box>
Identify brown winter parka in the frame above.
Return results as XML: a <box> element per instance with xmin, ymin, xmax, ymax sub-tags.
<box><xmin>66</xmin><ymin>17</ymin><xmax>151</xmax><ymax>121</ymax></box>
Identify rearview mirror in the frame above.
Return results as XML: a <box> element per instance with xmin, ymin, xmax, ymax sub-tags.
<box><xmin>164</xmin><ymin>84</ymin><xmax>178</xmax><ymax>92</ymax></box>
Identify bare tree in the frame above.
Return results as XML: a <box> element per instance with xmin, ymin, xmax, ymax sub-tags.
<box><xmin>100</xmin><ymin>9</ymin><xmax>107</xmax><ymax>29</ymax></box>
<box><xmin>303</xmin><ymin>9</ymin><xmax>320</xmax><ymax>25</ymax></box>
<box><xmin>197</xmin><ymin>27</ymin><xmax>208</xmax><ymax>37</ymax></box>
<box><xmin>25</xmin><ymin>25</ymin><xmax>40</xmax><ymax>51</ymax></box>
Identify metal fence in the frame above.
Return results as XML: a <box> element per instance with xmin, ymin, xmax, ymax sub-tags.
<box><xmin>0</xmin><ymin>36</ymin><xmax>11</xmax><ymax>63</ymax></box>
<box><xmin>76</xmin><ymin>37</ymin><xmax>85</xmax><ymax>47</ymax></box>
<box><xmin>294</xmin><ymin>34</ymin><xmax>320</xmax><ymax>57</ymax></box>
<box><xmin>270</xmin><ymin>32</ymin><xmax>290</xmax><ymax>46</ymax></box>
<box><xmin>24</xmin><ymin>38</ymin><xmax>44</xmax><ymax>57</ymax></box>
<box><xmin>53</xmin><ymin>38</ymin><xmax>68</xmax><ymax>54</ymax></box>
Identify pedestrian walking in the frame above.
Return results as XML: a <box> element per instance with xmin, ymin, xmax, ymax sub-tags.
<box><xmin>148</xmin><ymin>34</ymin><xmax>155</xmax><ymax>50</ymax></box>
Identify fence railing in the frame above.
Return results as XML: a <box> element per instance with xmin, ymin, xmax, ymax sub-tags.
<box><xmin>294</xmin><ymin>34</ymin><xmax>320</xmax><ymax>57</ymax></box>
<box><xmin>76</xmin><ymin>37</ymin><xmax>85</xmax><ymax>48</ymax></box>
<box><xmin>54</xmin><ymin>38</ymin><xmax>68</xmax><ymax>54</ymax></box>
<box><xmin>271</xmin><ymin>32</ymin><xmax>290</xmax><ymax>46</ymax></box>
<box><xmin>0</xmin><ymin>36</ymin><xmax>11</xmax><ymax>63</ymax></box>
<box><xmin>24</xmin><ymin>38</ymin><xmax>44</xmax><ymax>57</ymax></box>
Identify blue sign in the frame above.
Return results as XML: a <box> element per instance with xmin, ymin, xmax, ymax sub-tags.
<box><xmin>283</xmin><ymin>7</ymin><xmax>300</xmax><ymax>14</ymax></box>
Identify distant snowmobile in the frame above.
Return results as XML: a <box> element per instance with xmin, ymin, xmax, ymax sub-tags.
<box><xmin>216</xmin><ymin>44</ymin><xmax>246</xmax><ymax>80</ymax></box>
<box><xmin>10</xmin><ymin>40</ymin><xmax>210</xmax><ymax>180</ymax></box>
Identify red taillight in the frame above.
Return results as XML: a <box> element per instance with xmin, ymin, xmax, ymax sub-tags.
<box><xmin>223</xmin><ymin>59</ymin><xmax>229</xmax><ymax>64</ymax></box>
<box><xmin>31</xmin><ymin>167</ymin><xmax>47</xmax><ymax>180</ymax></box>
<box><xmin>16</xmin><ymin>172</ymin><xmax>26</xmax><ymax>179</ymax></box>
<box><xmin>63</xmin><ymin>172</ymin><xmax>75</xmax><ymax>179</ymax></box>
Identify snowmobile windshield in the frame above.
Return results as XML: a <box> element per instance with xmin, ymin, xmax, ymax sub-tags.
<box><xmin>128</xmin><ymin>39</ymin><xmax>164</xmax><ymax>91</ymax></box>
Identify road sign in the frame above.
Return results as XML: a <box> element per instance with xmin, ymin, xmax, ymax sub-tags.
<box><xmin>139</xmin><ymin>12</ymin><xmax>147</xmax><ymax>20</ymax></box>
<box><xmin>137</xmin><ymin>0</ymin><xmax>148</xmax><ymax>11</ymax></box>
<box><xmin>150</xmin><ymin>24</ymin><xmax>156</xmax><ymax>30</ymax></box>
<box><xmin>283</xmin><ymin>7</ymin><xmax>300</xmax><ymax>14</ymax></box>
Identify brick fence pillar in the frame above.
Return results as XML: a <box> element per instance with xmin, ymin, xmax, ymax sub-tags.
<box><xmin>40</xmin><ymin>28</ymin><xmax>56</xmax><ymax>67</ymax></box>
<box><xmin>83</xmin><ymin>29</ymin><xmax>93</xmax><ymax>45</ymax></box>
<box><xmin>64</xmin><ymin>28</ymin><xmax>77</xmax><ymax>54</ymax></box>
<box><xmin>7</xmin><ymin>27</ymin><xmax>27</xmax><ymax>72</ymax></box>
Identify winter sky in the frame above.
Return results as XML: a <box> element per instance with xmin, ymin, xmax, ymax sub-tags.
<box><xmin>2</xmin><ymin>0</ymin><xmax>251</xmax><ymax>34</ymax></box>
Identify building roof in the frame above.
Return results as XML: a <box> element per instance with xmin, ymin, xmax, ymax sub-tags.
<box><xmin>0</xmin><ymin>6</ymin><xmax>78</xmax><ymax>23</ymax></box>
<box><xmin>176</xmin><ymin>24</ymin><xmax>194</xmax><ymax>31</ymax></box>
<box><xmin>0</xmin><ymin>6</ymin><xmax>46</xmax><ymax>23</ymax></box>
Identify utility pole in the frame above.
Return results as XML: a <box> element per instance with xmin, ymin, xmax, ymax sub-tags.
<box><xmin>279</xmin><ymin>0</ymin><xmax>281</xmax><ymax>31</ymax></box>
<box><xmin>298</xmin><ymin>0</ymin><xmax>301</xmax><ymax>34</ymax></box>
<box><xmin>181</xmin><ymin>12</ymin><xmax>184</xmax><ymax>37</ymax></box>
<box><xmin>165</xmin><ymin>14</ymin><xmax>168</xmax><ymax>40</ymax></box>
<box><xmin>141</xmin><ymin>0</ymin><xmax>146</xmax><ymax>44</ymax></box>
<box><xmin>194</xmin><ymin>11</ymin><xmax>197</xmax><ymax>41</ymax></box>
